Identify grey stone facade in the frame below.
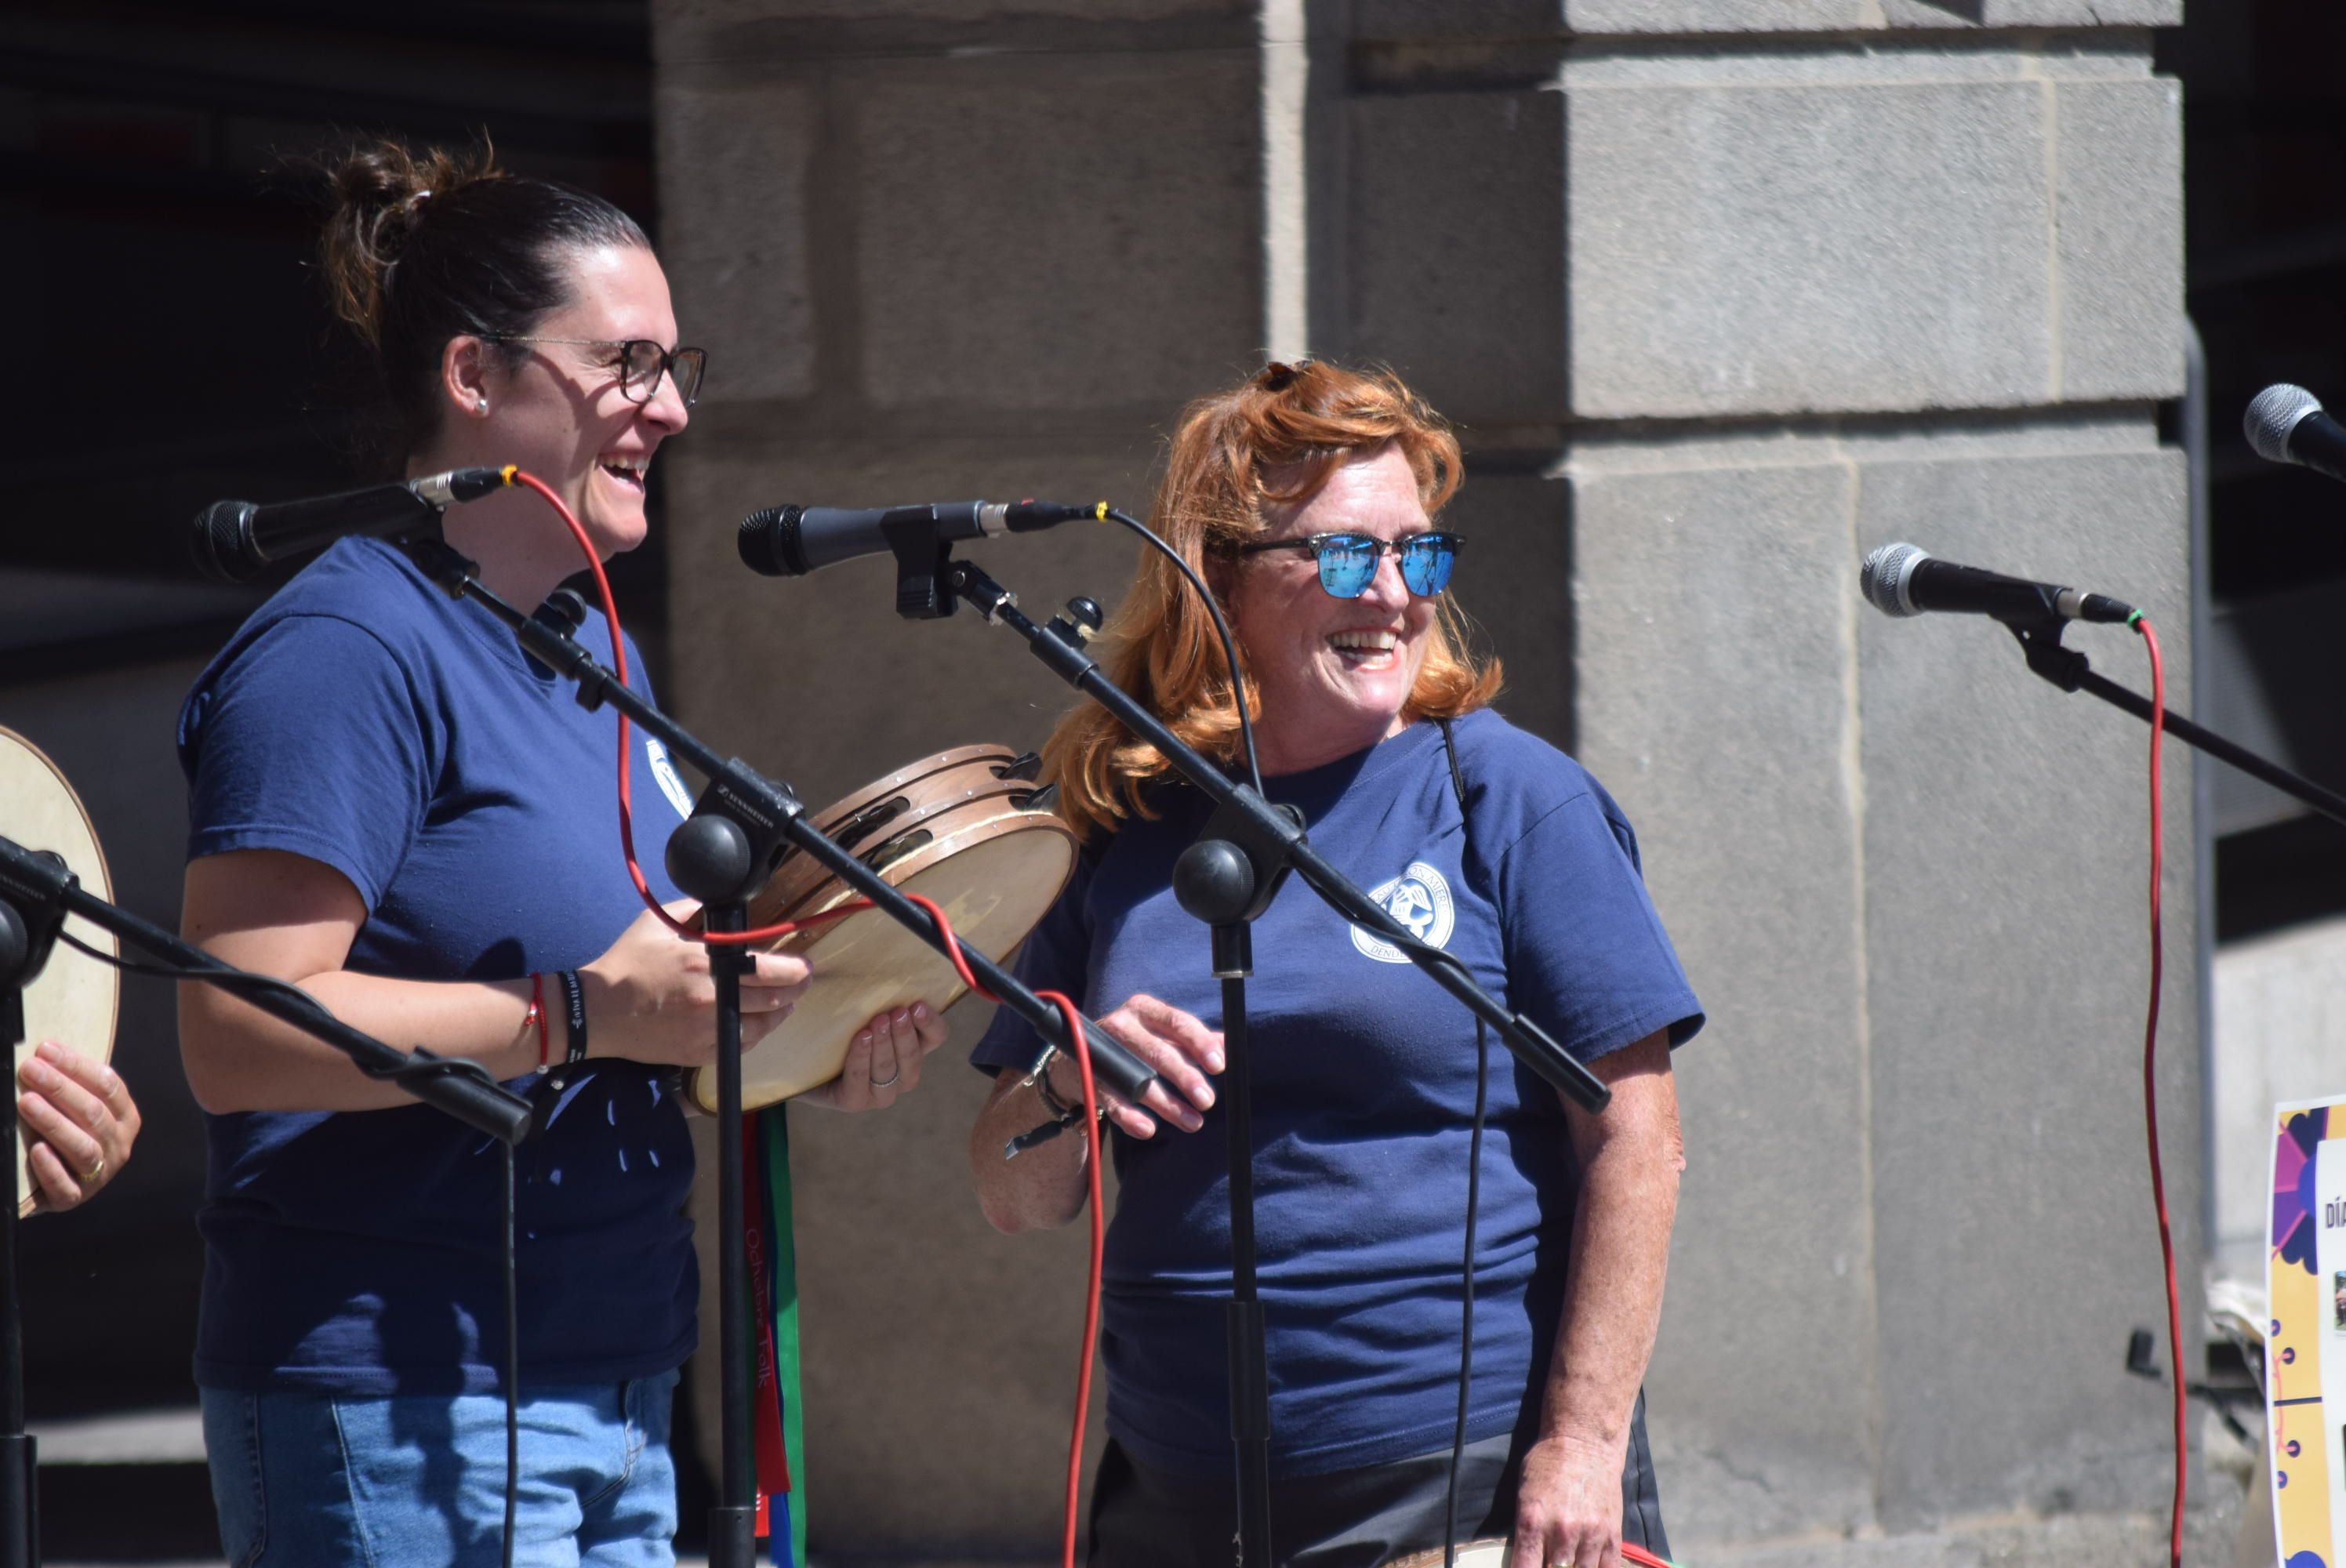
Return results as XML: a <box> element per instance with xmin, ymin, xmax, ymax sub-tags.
<box><xmin>652</xmin><ymin>2</ymin><xmax>2198</xmax><ymax>1558</ymax></box>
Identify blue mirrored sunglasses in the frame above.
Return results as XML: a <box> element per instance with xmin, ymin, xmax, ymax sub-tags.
<box><xmin>1233</xmin><ymin>531</ymin><xmax>1465</xmax><ymax>598</ymax></box>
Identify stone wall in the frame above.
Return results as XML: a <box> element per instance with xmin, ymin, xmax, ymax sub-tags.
<box><xmin>652</xmin><ymin>2</ymin><xmax>2197</xmax><ymax>1556</ymax></box>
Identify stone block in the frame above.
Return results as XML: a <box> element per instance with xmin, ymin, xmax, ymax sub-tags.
<box><xmin>1564</xmin><ymin>0</ymin><xmax>1879</xmax><ymax>31</ymax></box>
<box><xmin>663</xmin><ymin>435</ymin><xmax>1159</xmax><ymax>808</ymax></box>
<box><xmin>1346</xmin><ymin>89</ymin><xmax>1565</xmax><ymax>427</ymax></box>
<box><xmin>2053</xmin><ymin>76</ymin><xmax>2185</xmax><ymax>402</ymax></box>
<box><xmin>654</xmin><ymin>0</ymin><xmax>1252</xmax><ymax>68</ymax></box>
<box><xmin>1851</xmin><ymin>442</ymin><xmax>2195</xmax><ymax>1525</ymax></box>
<box><xmin>1568</xmin><ymin>442</ymin><xmax>1879</xmax><ymax>1538</ymax></box>
<box><xmin>1444</xmin><ymin>470</ymin><xmax>1574</xmax><ymax>749</ymax></box>
<box><xmin>653</xmin><ymin>77</ymin><xmax>817</xmax><ymax>404</ymax></box>
<box><xmin>1564</xmin><ymin>0</ymin><xmax>2181</xmax><ymax>31</ymax></box>
<box><xmin>851</xmin><ymin>51</ymin><xmax>1262</xmax><ymax>416</ymax></box>
<box><xmin>1885</xmin><ymin>0</ymin><xmax>2181</xmax><ymax>24</ymax></box>
<box><xmin>1564</xmin><ymin>74</ymin><xmax>2055</xmax><ymax>418</ymax></box>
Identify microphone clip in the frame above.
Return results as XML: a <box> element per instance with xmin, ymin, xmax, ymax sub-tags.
<box><xmin>883</xmin><ymin>509</ymin><xmax>962</xmax><ymax>621</ymax></box>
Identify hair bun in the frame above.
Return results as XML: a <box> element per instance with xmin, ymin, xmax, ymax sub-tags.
<box><xmin>318</xmin><ymin>138</ymin><xmax>498</xmax><ymax>346</ymax></box>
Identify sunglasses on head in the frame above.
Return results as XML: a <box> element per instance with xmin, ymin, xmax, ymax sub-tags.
<box><xmin>1233</xmin><ymin>531</ymin><xmax>1465</xmax><ymax>598</ymax></box>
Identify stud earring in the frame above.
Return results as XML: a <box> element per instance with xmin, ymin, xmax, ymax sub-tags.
<box><xmin>475</xmin><ymin>397</ymin><xmax>489</xmax><ymax>416</ymax></box>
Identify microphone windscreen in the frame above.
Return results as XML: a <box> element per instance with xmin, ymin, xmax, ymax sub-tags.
<box><xmin>1859</xmin><ymin>543</ymin><xmax>1927</xmax><ymax>618</ymax></box>
<box><xmin>2246</xmin><ymin>383</ymin><xmax>2322</xmax><ymax>464</ymax></box>
<box><xmin>737</xmin><ymin>506</ymin><xmax>800</xmax><ymax>577</ymax></box>
<box><xmin>192</xmin><ymin>499</ymin><xmax>260</xmax><ymax>584</ymax></box>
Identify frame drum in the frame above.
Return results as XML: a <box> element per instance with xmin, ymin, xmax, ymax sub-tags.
<box><xmin>1390</xmin><ymin>1543</ymin><xmax>1509</xmax><ymax>1568</ymax></box>
<box><xmin>686</xmin><ymin>745</ymin><xmax>1077</xmax><ymax>1113</ymax></box>
<box><xmin>1</xmin><ymin>728</ymin><xmax>118</xmax><ymax>1216</ymax></box>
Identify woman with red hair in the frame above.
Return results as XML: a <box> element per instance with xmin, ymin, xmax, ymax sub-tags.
<box><xmin>968</xmin><ymin>361</ymin><xmax>1704</xmax><ymax>1568</ymax></box>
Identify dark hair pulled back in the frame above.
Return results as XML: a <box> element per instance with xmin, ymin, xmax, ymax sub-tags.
<box><xmin>318</xmin><ymin>137</ymin><xmax>649</xmax><ymax>471</ymax></box>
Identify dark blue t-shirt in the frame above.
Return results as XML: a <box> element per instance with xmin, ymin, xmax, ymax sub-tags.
<box><xmin>179</xmin><ymin>537</ymin><xmax>705</xmax><ymax>1396</ymax></box>
<box><xmin>972</xmin><ymin>710</ymin><xmax>1702</xmax><ymax>1477</ymax></box>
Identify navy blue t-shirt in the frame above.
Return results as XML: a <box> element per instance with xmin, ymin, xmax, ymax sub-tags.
<box><xmin>179</xmin><ymin>537</ymin><xmax>705</xmax><ymax>1396</ymax></box>
<box><xmin>972</xmin><ymin>710</ymin><xmax>1703</xmax><ymax>1477</ymax></box>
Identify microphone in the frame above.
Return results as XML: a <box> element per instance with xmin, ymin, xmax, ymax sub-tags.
<box><xmin>2245</xmin><ymin>383</ymin><xmax>2346</xmax><ymax>486</ymax></box>
<box><xmin>1860</xmin><ymin>543</ymin><xmax>2136</xmax><ymax>624</ymax></box>
<box><xmin>737</xmin><ymin>499</ymin><xmax>1096</xmax><ymax>577</ymax></box>
<box><xmin>193</xmin><ymin>466</ymin><xmax>510</xmax><ymax>583</ymax></box>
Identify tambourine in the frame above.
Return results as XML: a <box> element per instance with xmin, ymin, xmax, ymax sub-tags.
<box><xmin>1391</xmin><ymin>1542</ymin><xmax>1508</xmax><ymax>1567</ymax></box>
<box><xmin>685</xmin><ymin>744</ymin><xmax>1079</xmax><ymax>1113</ymax></box>
<box><xmin>1</xmin><ymin>728</ymin><xmax>119</xmax><ymax>1216</ymax></box>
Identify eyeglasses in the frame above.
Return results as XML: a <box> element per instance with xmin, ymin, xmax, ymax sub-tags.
<box><xmin>484</xmin><ymin>336</ymin><xmax>707</xmax><ymax>408</ymax></box>
<box><xmin>1233</xmin><ymin>531</ymin><xmax>1465</xmax><ymax>598</ymax></box>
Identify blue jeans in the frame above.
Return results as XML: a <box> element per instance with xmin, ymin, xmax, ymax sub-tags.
<box><xmin>201</xmin><ymin>1371</ymin><xmax>680</xmax><ymax>1567</ymax></box>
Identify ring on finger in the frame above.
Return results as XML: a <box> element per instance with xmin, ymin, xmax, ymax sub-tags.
<box><xmin>869</xmin><ymin>1067</ymin><xmax>901</xmax><ymax>1089</ymax></box>
<box><xmin>85</xmin><ymin>1152</ymin><xmax>105</xmax><ymax>1185</ymax></box>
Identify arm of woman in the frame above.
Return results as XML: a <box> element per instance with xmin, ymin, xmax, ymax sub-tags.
<box><xmin>968</xmin><ymin>993</ymin><xmax>1224</xmax><ymax>1234</ymax></box>
<box><xmin>180</xmin><ymin>848</ymin><xmax>811</xmax><ymax>1115</ymax></box>
<box><xmin>1507</xmin><ymin>1029</ymin><xmax>1684</xmax><ymax>1568</ymax></box>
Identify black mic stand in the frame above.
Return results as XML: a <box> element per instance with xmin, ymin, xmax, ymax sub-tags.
<box><xmin>2000</xmin><ymin>616</ymin><xmax>2346</xmax><ymax>830</ymax></box>
<box><xmin>912</xmin><ymin>550</ymin><xmax>1610</xmax><ymax>1566</ymax></box>
<box><xmin>397</xmin><ymin>539</ymin><xmax>1159</xmax><ymax>1568</ymax></box>
<box><xmin>0</xmin><ymin>836</ymin><xmax>533</xmax><ymax>1568</ymax></box>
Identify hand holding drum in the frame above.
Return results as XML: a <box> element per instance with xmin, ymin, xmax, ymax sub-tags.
<box><xmin>3</xmin><ymin>727</ymin><xmax>130</xmax><ymax>1214</ymax></box>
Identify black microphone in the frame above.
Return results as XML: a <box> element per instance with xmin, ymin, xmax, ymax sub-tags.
<box><xmin>193</xmin><ymin>466</ymin><xmax>510</xmax><ymax>583</ymax></box>
<box><xmin>2245</xmin><ymin>383</ymin><xmax>2346</xmax><ymax>486</ymax></box>
<box><xmin>1860</xmin><ymin>543</ymin><xmax>2136</xmax><ymax>624</ymax></box>
<box><xmin>737</xmin><ymin>499</ymin><xmax>1096</xmax><ymax>577</ymax></box>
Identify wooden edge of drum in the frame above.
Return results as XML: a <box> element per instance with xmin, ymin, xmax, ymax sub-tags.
<box><xmin>685</xmin><ymin>809</ymin><xmax>1078</xmax><ymax>1115</ymax></box>
<box><xmin>1388</xmin><ymin>1541</ymin><xmax>1510</xmax><ymax>1568</ymax></box>
<box><xmin>682</xmin><ymin>745</ymin><xmax>1030</xmax><ymax>935</ymax></box>
<box><xmin>3</xmin><ymin>726</ymin><xmax>120</xmax><ymax>1218</ymax></box>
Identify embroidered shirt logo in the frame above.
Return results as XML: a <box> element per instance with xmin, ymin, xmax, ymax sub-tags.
<box><xmin>645</xmin><ymin>738</ymin><xmax>695</xmax><ymax>820</ymax></box>
<box><xmin>1349</xmin><ymin>860</ymin><xmax>1454</xmax><ymax>964</ymax></box>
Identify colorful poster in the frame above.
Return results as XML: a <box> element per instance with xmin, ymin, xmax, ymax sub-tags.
<box><xmin>2270</xmin><ymin>1097</ymin><xmax>2346</xmax><ymax>1568</ymax></box>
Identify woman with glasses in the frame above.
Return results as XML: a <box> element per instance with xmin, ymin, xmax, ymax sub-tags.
<box><xmin>968</xmin><ymin>361</ymin><xmax>1702</xmax><ymax>1567</ymax></box>
<box><xmin>176</xmin><ymin>139</ymin><xmax>943</xmax><ymax>1566</ymax></box>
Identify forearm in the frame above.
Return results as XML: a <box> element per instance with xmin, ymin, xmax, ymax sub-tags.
<box><xmin>180</xmin><ymin>970</ymin><xmax>541</xmax><ymax>1114</ymax></box>
<box><xmin>1538</xmin><ymin>1123</ymin><xmax>1680</xmax><ymax>1452</ymax></box>
<box><xmin>970</xmin><ymin>1061</ymin><xmax>1094</xmax><ymax>1233</ymax></box>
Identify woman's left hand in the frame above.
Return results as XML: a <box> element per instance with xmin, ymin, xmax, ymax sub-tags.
<box><xmin>798</xmin><ymin>1000</ymin><xmax>950</xmax><ymax>1112</ymax></box>
<box><xmin>16</xmin><ymin>1040</ymin><xmax>140</xmax><ymax>1213</ymax></box>
<box><xmin>1507</xmin><ymin>1432</ymin><xmax>1627</xmax><ymax>1568</ymax></box>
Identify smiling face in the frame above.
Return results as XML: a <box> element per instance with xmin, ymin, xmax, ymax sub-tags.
<box><xmin>436</xmin><ymin>241</ymin><xmax>688</xmax><ymax>563</ymax></box>
<box><xmin>1218</xmin><ymin>443</ymin><xmax>1440</xmax><ymax>775</ymax></box>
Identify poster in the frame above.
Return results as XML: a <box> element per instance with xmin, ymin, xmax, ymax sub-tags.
<box><xmin>2270</xmin><ymin>1097</ymin><xmax>2346</xmax><ymax>1568</ymax></box>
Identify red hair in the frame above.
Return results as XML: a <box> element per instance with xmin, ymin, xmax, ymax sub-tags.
<box><xmin>1044</xmin><ymin>361</ymin><xmax>1502</xmax><ymax>841</ymax></box>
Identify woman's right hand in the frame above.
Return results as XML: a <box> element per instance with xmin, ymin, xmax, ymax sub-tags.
<box><xmin>579</xmin><ymin>902</ymin><xmax>812</xmax><ymax>1069</ymax></box>
<box><xmin>1063</xmin><ymin>992</ymin><xmax>1225</xmax><ymax>1139</ymax></box>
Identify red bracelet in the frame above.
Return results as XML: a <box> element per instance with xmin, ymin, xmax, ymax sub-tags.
<box><xmin>528</xmin><ymin>971</ymin><xmax>550</xmax><ymax>1068</ymax></box>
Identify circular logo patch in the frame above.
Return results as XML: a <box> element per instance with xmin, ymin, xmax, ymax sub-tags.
<box><xmin>645</xmin><ymin>737</ymin><xmax>695</xmax><ymax>821</ymax></box>
<box><xmin>1350</xmin><ymin>860</ymin><xmax>1454</xmax><ymax>964</ymax></box>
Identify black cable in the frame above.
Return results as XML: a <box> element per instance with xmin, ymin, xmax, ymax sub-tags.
<box><xmin>502</xmin><ymin>1140</ymin><xmax>518</xmax><ymax>1568</ymax></box>
<box><xmin>1103</xmin><ymin>507</ymin><xmax>1265</xmax><ymax>796</ymax></box>
<box><xmin>1436</xmin><ymin>718</ymin><xmax>1487</xmax><ymax>1566</ymax></box>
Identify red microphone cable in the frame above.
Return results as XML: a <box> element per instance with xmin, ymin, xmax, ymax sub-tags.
<box><xmin>506</xmin><ymin>467</ymin><xmax>870</xmax><ymax>945</ymax></box>
<box><xmin>2129</xmin><ymin>614</ymin><xmax>2184</xmax><ymax>1568</ymax></box>
<box><xmin>508</xmin><ymin>468</ymin><xmax>1107</xmax><ymax>1566</ymax></box>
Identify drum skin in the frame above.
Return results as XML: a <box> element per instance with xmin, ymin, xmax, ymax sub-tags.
<box><xmin>687</xmin><ymin>746</ymin><xmax>1077</xmax><ymax>1112</ymax></box>
<box><xmin>1</xmin><ymin>728</ymin><xmax>118</xmax><ymax>1216</ymax></box>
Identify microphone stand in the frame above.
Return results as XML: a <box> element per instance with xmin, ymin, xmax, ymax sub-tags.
<box><xmin>2000</xmin><ymin>616</ymin><xmax>2346</xmax><ymax>830</ymax></box>
<box><xmin>0</xmin><ymin>836</ymin><xmax>533</xmax><ymax>1568</ymax></box>
<box><xmin>396</xmin><ymin>539</ymin><xmax>1158</xmax><ymax>1568</ymax></box>
<box><xmin>910</xmin><ymin>547</ymin><xmax>1609</xmax><ymax>1567</ymax></box>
